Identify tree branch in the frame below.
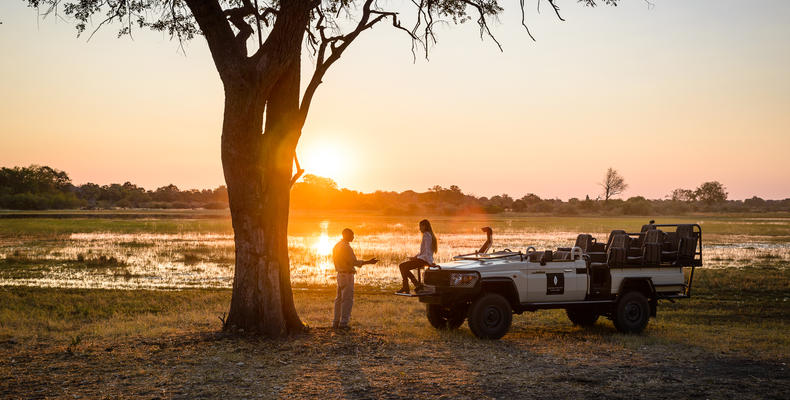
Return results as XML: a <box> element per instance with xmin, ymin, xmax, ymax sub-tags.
<box><xmin>289</xmin><ymin>153</ymin><xmax>305</xmax><ymax>188</ymax></box>
<box><xmin>461</xmin><ymin>0</ymin><xmax>503</xmax><ymax>51</ymax></box>
<box><xmin>184</xmin><ymin>0</ymin><xmax>245</xmax><ymax>83</ymax></box>
<box><xmin>519</xmin><ymin>0</ymin><xmax>536</xmax><ymax>41</ymax></box>
<box><xmin>299</xmin><ymin>0</ymin><xmax>419</xmax><ymax>125</ymax></box>
<box><xmin>224</xmin><ymin>0</ymin><xmax>256</xmax><ymax>53</ymax></box>
<box><xmin>546</xmin><ymin>0</ymin><xmax>566</xmax><ymax>21</ymax></box>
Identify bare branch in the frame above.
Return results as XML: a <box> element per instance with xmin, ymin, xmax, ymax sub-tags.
<box><xmin>461</xmin><ymin>0</ymin><xmax>503</xmax><ymax>51</ymax></box>
<box><xmin>299</xmin><ymin>0</ymin><xmax>420</xmax><ymax>123</ymax></box>
<box><xmin>290</xmin><ymin>153</ymin><xmax>305</xmax><ymax>188</ymax></box>
<box><xmin>546</xmin><ymin>0</ymin><xmax>566</xmax><ymax>21</ymax></box>
<box><xmin>519</xmin><ymin>0</ymin><xmax>536</xmax><ymax>41</ymax></box>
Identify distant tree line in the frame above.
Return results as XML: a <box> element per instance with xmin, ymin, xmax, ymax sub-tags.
<box><xmin>0</xmin><ymin>165</ymin><xmax>227</xmax><ymax>210</ymax></box>
<box><xmin>290</xmin><ymin>173</ymin><xmax>789</xmax><ymax>216</ymax></box>
<box><xmin>2</xmin><ymin>165</ymin><xmax>789</xmax><ymax>214</ymax></box>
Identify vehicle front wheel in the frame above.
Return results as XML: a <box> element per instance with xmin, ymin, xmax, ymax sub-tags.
<box><xmin>467</xmin><ymin>293</ymin><xmax>512</xmax><ymax>340</ymax></box>
<box><xmin>613</xmin><ymin>291</ymin><xmax>650</xmax><ymax>333</ymax></box>
<box><xmin>426</xmin><ymin>304</ymin><xmax>466</xmax><ymax>330</ymax></box>
<box><xmin>566</xmin><ymin>307</ymin><xmax>599</xmax><ymax>327</ymax></box>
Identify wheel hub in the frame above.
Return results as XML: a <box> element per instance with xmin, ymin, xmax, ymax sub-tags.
<box><xmin>484</xmin><ymin>306</ymin><xmax>502</xmax><ymax>328</ymax></box>
<box><xmin>625</xmin><ymin>302</ymin><xmax>642</xmax><ymax>323</ymax></box>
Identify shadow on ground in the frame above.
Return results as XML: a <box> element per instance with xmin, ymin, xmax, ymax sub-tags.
<box><xmin>2</xmin><ymin>327</ymin><xmax>788</xmax><ymax>399</ymax></box>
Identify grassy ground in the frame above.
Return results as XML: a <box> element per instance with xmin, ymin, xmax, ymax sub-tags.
<box><xmin>1</xmin><ymin>266</ymin><xmax>788</xmax><ymax>399</ymax></box>
<box><xmin>1</xmin><ymin>212</ymin><xmax>788</xmax><ymax>398</ymax></box>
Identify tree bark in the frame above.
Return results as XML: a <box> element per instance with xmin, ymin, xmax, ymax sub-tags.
<box><xmin>220</xmin><ymin>3</ymin><xmax>309</xmax><ymax>336</ymax></box>
<box><xmin>221</xmin><ymin>77</ymin><xmax>304</xmax><ymax>336</ymax></box>
<box><xmin>186</xmin><ymin>0</ymin><xmax>313</xmax><ymax>336</ymax></box>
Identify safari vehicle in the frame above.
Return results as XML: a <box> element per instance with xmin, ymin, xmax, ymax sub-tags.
<box><xmin>407</xmin><ymin>223</ymin><xmax>702</xmax><ymax>339</ymax></box>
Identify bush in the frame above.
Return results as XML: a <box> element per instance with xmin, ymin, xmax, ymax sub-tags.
<box><xmin>623</xmin><ymin>197</ymin><xmax>653</xmax><ymax>215</ymax></box>
<box><xmin>0</xmin><ymin>193</ymin><xmax>49</xmax><ymax>210</ymax></box>
<box><xmin>534</xmin><ymin>202</ymin><xmax>553</xmax><ymax>213</ymax></box>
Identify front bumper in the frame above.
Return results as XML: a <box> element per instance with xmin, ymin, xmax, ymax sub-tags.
<box><xmin>418</xmin><ymin>269</ymin><xmax>481</xmax><ymax>305</ymax></box>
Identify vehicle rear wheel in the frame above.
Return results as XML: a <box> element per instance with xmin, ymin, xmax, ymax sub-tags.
<box><xmin>426</xmin><ymin>304</ymin><xmax>466</xmax><ymax>330</ymax></box>
<box><xmin>613</xmin><ymin>291</ymin><xmax>650</xmax><ymax>333</ymax></box>
<box><xmin>566</xmin><ymin>307</ymin><xmax>599</xmax><ymax>327</ymax></box>
<box><xmin>467</xmin><ymin>293</ymin><xmax>512</xmax><ymax>340</ymax></box>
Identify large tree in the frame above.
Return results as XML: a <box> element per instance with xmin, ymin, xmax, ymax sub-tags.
<box><xmin>26</xmin><ymin>0</ymin><xmax>619</xmax><ymax>336</ymax></box>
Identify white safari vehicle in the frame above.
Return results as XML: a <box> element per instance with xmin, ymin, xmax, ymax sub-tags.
<box><xmin>406</xmin><ymin>223</ymin><xmax>702</xmax><ymax>339</ymax></box>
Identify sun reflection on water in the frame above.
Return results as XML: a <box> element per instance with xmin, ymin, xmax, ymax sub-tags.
<box><xmin>313</xmin><ymin>220</ymin><xmax>334</xmax><ymax>271</ymax></box>
<box><xmin>314</xmin><ymin>234</ymin><xmax>332</xmax><ymax>256</ymax></box>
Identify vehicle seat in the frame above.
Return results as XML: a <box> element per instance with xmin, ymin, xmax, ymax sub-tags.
<box><xmin>676</xmin><ymin>225</ymin><xmax>699</xmax><ymax>264</ymax></box>
<box><xmin>528</xmin><ymin>250</ymin><xmax>553</xmax><ymax>264</ymax></box>
<box><xmin>589</xmin><ymin>230</ymin><xmax>626</xmax><ymax>263</ymax></box>
<box><xmin>643</xmin><ymin>229</ymin><xmax>665</xmax><ymax>266</ymax></box>
<box><xmin>661</xmin><ymin>225</ymin><xmax>694</xmax><ymax>263</ymax></box>
<box><xmin>607</xmin><ymin>233</ymin><xmax>630</xmax><ymax>267</ymax></box>
<box><xmin>555</xmin><ymin>234</ymin><xmax>595</xmax><ymax>260</ymax></box>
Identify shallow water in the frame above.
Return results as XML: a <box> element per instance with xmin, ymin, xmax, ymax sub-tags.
<box><xmin>1</xmin><ymin>227</ymin><xmax>787</xmax><ymax>289</ymax></box>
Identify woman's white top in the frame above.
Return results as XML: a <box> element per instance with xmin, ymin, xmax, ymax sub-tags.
<box><xmin>416</xmin><ymin>232</ymin><xmax>434</xmax><ymax>264</ymax></box>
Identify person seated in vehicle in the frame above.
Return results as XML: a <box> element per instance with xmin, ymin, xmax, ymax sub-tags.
<box><xmin>477</xmin><ymin>226</ymin><xmax>493</xmax><ymax>254</ymax></box>
<box><xmin>641</xmin><ymin>220</ymin><xmax>657</xmax><ymax>232</ymax></box>
<box><xmin>397</xmin><ymin>219</ymin><xmax>438</xmax><ymax>294</ymax></box>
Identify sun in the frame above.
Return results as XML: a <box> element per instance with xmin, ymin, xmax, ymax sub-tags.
<box><xmin>298</xmin><ymin>140</ymin><xmax>348</xmax><ymax>183</ymax></box>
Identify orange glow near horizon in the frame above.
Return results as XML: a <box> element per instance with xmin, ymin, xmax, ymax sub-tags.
<box><xmin>297</xmin><ymin>140</ymin><xmax>350</xmax><ymax>186</ymax></box>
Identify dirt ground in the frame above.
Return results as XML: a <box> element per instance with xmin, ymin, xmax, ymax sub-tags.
<box><xmin>2</xmin><ymin>325</ymin><xmax>787</xmax><ymax>400</ymax></box>
<box><xmin>2</xmin><ymin>281</ymin><xmax>788</xmax><ymax>400</ymax></box>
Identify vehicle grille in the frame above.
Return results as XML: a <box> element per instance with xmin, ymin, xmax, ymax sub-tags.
<box><xmin>424</xmin><ymin>270</ymin><xmax>451</xmax><ymax>286</ymax></box>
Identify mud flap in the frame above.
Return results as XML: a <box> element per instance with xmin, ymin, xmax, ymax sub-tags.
<box><xmin>650</xmin><ymin>297</ymin><xmax>657</xmax><ymax>317</ymax></box>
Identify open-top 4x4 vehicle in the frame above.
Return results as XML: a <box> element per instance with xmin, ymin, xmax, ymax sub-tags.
<box><xmin>406</xmin><ymin>223</ymin><xmax>702</xmax><ymax>339</ymax></box>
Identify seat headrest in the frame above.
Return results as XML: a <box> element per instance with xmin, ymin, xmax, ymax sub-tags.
<box><xmin>644</xmin><ymin>229</ymin><xmax>665</xmax><ymax>244</ymax></box>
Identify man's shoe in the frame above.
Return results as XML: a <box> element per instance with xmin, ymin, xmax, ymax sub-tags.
<box><xmin>414</xmin><ymin>284</ymin><xmax>425</xmax><ymax>293</ymax></box>
<box><xmin>396</xmin><ymin>287</ymin><xmax>409</xmax><ymax>294</ymax></box>
<box><xmin>336</xmin><ymin>325</ymin><xmax>351</xmax><ymax>331</ymax></box>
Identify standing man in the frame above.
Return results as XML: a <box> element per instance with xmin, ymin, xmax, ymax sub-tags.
<box><xmin>332</xmin><ymin>228</ymin><xmax>378</xmax><ymax>330</ymax></box>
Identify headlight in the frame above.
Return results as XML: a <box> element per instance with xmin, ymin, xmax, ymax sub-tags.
<box><xmin>449</xmin><ymin>272</ymin><xmax>479</xmax><ymax>288</ymax></box>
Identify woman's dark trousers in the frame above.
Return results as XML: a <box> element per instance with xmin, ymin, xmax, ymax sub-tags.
<box><xmin>399</xmin><ymin>259</ymin><xmax>428</xmax><ymax>290</ymax></box>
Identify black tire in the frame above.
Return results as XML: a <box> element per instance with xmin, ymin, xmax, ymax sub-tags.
<box><xmin>426</xmin><ymin>304</ymin><xmax>466</xmax><ymax>330</ymax></box>
<box><xmin>566</xmin><ymin>307</ymin><xmax>599</xmax><ymax>327</ymax></box>
<box><xmin>467</xmin><ymin>293</ymin><xmax>512</xmax><ymax>339</ymax></box>
<box><xmin>613</xmin><ymin>291</ymin><xmax>650</xmax><ymax>333</ymax></box>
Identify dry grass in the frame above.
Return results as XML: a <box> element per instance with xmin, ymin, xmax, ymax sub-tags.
<box><xmin>1</xmin><ymin>267</ymin><xmax>788</xmax><ymax>399</ymax></box>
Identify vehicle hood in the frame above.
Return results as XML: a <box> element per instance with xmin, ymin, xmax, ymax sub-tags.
<box><xmin>436</xmin><ymin>259</ymin><xmax>529</xmax><ymax>272</ymax></box>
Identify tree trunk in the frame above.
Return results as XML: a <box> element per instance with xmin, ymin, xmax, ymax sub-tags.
<box><xmin>188</xmin><ymin>0</ymin><xmax>312</xmax><ymax>337</ymax></box>
<box><xmin>221</xmin><ymin>69</ymin><xmax>304</xmax><ymax>336</ymax></box>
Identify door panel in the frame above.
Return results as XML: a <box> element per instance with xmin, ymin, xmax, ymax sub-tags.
<box><xmin>526</xmin><ymin>262</ymin><xmax>580</xmax><ymax>302</ymax></box>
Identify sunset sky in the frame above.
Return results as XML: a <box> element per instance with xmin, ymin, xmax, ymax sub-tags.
<box><xmin>1</xmin><ymin>1</ymin><xmax>789</xmax><ymax>200</ymax></box>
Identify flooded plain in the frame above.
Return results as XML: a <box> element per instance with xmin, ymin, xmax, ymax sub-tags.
<box><xmin>1</xmin><ymin>213</ymin><xmax>788</xmax><ymax>289</ymax></box>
